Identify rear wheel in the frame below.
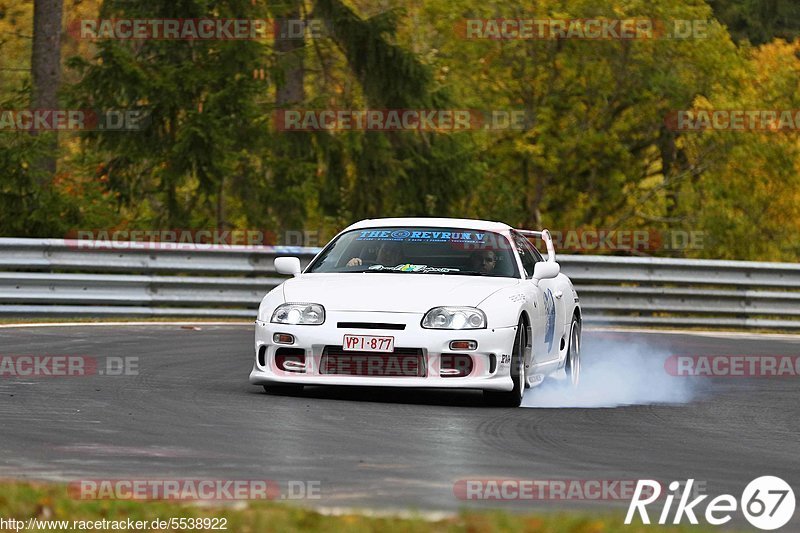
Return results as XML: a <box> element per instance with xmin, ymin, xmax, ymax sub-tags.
<box><xmin>484</xmin><ymin>319</ymin><xmax>526</xmax><ymax>407</ymax></box>
<box><xmin>565</xmin><ymin>316</ymin><xmax>581</xmax><ymax>387</ymax></box>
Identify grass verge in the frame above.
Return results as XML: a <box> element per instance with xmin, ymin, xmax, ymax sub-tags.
<box><xmin>0</xmin><ymin>481</ymin><xmax>734</xmax><ymax>532</ymax></box>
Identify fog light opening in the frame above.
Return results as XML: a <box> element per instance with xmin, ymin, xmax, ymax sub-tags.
<box><xmin>275</xmin><ymin>348</ymin><xmax>306</xmax><ymax>373</ymax></box>
<box><xmin>440</xmin><ymin>354</ymin><xmax>474</xmax><ymax>377</ymax></box>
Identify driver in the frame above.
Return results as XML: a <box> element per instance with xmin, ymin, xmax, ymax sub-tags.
<box><xmin>467</xmin><ymin>249</ymin><xmax>497</xmax><ymax>274</ymax></box>
<box><xmin>347</xmin><ymin>241</ymin><xmax>404</xmax><ymax>267</ymax></box>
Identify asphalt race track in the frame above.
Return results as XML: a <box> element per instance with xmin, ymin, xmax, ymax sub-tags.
<box><xmin>1</xmin><ymin>324</ymin><xmax>799</xmax><ymax>526</ymax></box>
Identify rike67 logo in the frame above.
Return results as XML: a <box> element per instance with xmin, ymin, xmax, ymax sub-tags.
<box><xmin>626</xmin><ymin>477</ymin><xmax>795</xmax><ymax>530</ymax></box>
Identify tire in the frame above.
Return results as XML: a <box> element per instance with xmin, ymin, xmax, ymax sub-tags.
<box><xmin>263</xmin><ymin>384</ymin><xmax>304</xmax><ymax>395</ymax></box>
<box><xmin>484</xmin><ymin>319</ymin><xmax>526</xmax><ymax>407</ymax></box>
<box><xmin>565</xmin><ymin>315</ymin><xmax>581</xmax><ymax>387</ymax></box>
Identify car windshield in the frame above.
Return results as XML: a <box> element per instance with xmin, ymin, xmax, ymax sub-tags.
<box><xmin>306</xmin><ymin>227</ymin><xmax>520</xmax><ymax>278</ymax></box>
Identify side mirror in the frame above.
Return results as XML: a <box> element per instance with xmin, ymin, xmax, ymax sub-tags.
<box><xmin>533</xmin><ymin>261</ymin><xmax>560</xmax><ymax>281</ymax></box>
<box><xmin>274</xmin><ymin>257</ymin><xmax>302</xmax><ymax>277</ymax></box>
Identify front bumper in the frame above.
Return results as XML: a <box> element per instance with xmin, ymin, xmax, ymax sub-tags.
<box><xmin>248</xmin><ymin>311</ymin><xmax>518</xmax><ymax>391</ymax></box>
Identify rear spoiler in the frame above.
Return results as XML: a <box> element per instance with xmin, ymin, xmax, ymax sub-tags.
<box><xmin>515</xmin><ymin>229</ymin><xmax>556</xmax><ymax>263</ymax></box>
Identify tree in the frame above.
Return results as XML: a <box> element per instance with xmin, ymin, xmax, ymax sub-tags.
<box><xmin>678</xmin><ymin>39</ymin><xmax>800</xmax><ymax>260</ymax></box>
<box><xmin>67</xmin><ymin>0</ymin><xmax>268</xmax><ymax>229</ymax></box>
<box><xmin>409</xmin><ymin>0</ymin><xmax>740</xmax><ymax>246</ymax></box>
<box><xmin>68</xmin><ymin>0</ymin><xmax>477</xmax><ymax>235</ymax></box>
<box><xmin>30</xmin><ymin>0</ymin><xmax>63</xmax><ymax>182</ymax></box>
<box><xmin>708</xmin><ymin>0</ymin><xmax>800</xmax><ymax>45</ymax></box>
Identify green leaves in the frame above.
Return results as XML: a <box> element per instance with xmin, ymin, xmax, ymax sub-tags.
<box><xmin>67</xmin><ymin>0</ymin><xmax>268</xmax><ymax>228</ymax></box>
<box><xmin>2</xmin><ymin>0</ymin><xmax>797</xmax><ymax>260</ymax></box>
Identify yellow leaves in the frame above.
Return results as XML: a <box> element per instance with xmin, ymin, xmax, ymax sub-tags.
<box><xmin>578</xmin><ymin>519</ymin><xmax>607</xmax><ymax>533</ymax></box>
<box><xmin>0</xmin><ymin>0</ymin><xmax>33</xmax><ymax>97</ymax></box>
<box><xmin>747</xmin><ymin>39</ymin><xmax>800</xmax><ymax>107</ymax></box>
<box><xmin>513</xmin><ymin>137</ymin><xmax>544</xmax><ymax>157</ymax></box>
<box><xmin>522</xmin><ymin>516</ymin><xmax>545</xmax><ymax>530</ymax></box>
<box><xmin>750</xmin><ymin>38</ymin><xmax>800</xmax><ymax>75</ymax></box>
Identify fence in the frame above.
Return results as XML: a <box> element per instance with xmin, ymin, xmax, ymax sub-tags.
<box><xmin>1</xmin><ymin>238</ymin><xmax>799</xmax><ymax>329</ymax></box>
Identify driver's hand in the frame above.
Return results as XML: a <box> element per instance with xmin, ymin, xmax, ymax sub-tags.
<box><xmin>346</xmin><ymin>257</ymin><xmax>362</xmax><ymax>266</ymax></box>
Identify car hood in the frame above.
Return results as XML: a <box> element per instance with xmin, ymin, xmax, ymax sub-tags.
<box><xmin>281</xmin><ymin>273</ymin><xmax>519</xmax><ymax>313</ymax></box>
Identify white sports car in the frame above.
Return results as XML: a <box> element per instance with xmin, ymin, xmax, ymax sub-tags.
<box><xmin>249</xmin><ymin>217</ymin><xmax>581</xmax><ymax>406</ymax></box>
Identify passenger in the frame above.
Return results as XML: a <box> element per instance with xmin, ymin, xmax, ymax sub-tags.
<box><xmin>347</xmin><ymin>241</ymin><xmax>404</xmax><ymax>267</ymax></box>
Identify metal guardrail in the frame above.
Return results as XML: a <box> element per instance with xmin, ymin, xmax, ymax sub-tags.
<box><xmin>1</xmin><ymin>238</ymin><xmax>799</xmax><ymax>329</ymax></box>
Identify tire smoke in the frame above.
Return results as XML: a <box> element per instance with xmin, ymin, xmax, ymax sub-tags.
<box><xmin>522</xmin><ymin>331</ymin><xmax>699</xmax><ymax>408</ymax></box>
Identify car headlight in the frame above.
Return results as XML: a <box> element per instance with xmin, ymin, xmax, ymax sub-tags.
<box><xmin>271</xmin><ymin>303</ymin><xmax>325</xmax><ymax>325</ymax></box>
<box><xmin>421</xmin><ymin>307</ymin><xmax>486</xmax><ymax>329</ymax></box>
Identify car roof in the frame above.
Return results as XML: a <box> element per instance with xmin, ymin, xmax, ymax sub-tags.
<box><xmin>343</xmin><ymin>217</ymin><xmax>513</xmax><ymax>233</ymax></box>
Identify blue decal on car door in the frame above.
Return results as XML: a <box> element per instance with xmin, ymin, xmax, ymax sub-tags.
<box><xmin>543</xmin><ymin>288</ymin><xmax>556</xmax><ymax>352</ymax></box>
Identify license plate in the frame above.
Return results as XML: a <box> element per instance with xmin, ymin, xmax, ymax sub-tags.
<box><xmin>342</xmin><ymin>334</ymin><xmax>394</xmax><ymax>352</ymax></box>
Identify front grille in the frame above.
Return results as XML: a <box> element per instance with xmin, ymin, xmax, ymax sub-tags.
<box><xmin>337</xmin><ymin>322</ymin><xmax>406</xmax><ymax>330</ymax></box>
<box><xmin>321</xmin><ymin>346</ymin><xmax>425</xmax><ymax>377</ymax></box>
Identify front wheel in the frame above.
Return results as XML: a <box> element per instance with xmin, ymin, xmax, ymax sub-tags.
<box><xmin>484</xmin><ymin>320</ymin><xmax>526</xmax><ymax>407</ymax></box>
<box><xmin>565</xmin><ymin>316</ymin><xmax>581</xmax><ymax>387</ymax></box>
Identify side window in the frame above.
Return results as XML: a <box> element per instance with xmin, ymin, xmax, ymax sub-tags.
<box><xmin>513</xmin><ymin>234</ymin><xmax>537</xmax><ymax>278</ymax></box>
<box><xmin>527</xmin><ymin>240</ymin><xmax>545</xmax><ymax>263</ymax></box>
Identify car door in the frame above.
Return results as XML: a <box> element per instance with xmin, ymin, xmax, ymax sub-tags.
<box><xmin>511</xmin><ymin>233</ymin><xmax>548</xmax><ymax>365</ymax></box>
<box><xmin>515</xmin><ymin>234</ymin><xmax>563</xmax><ymax>362</ymax></box>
